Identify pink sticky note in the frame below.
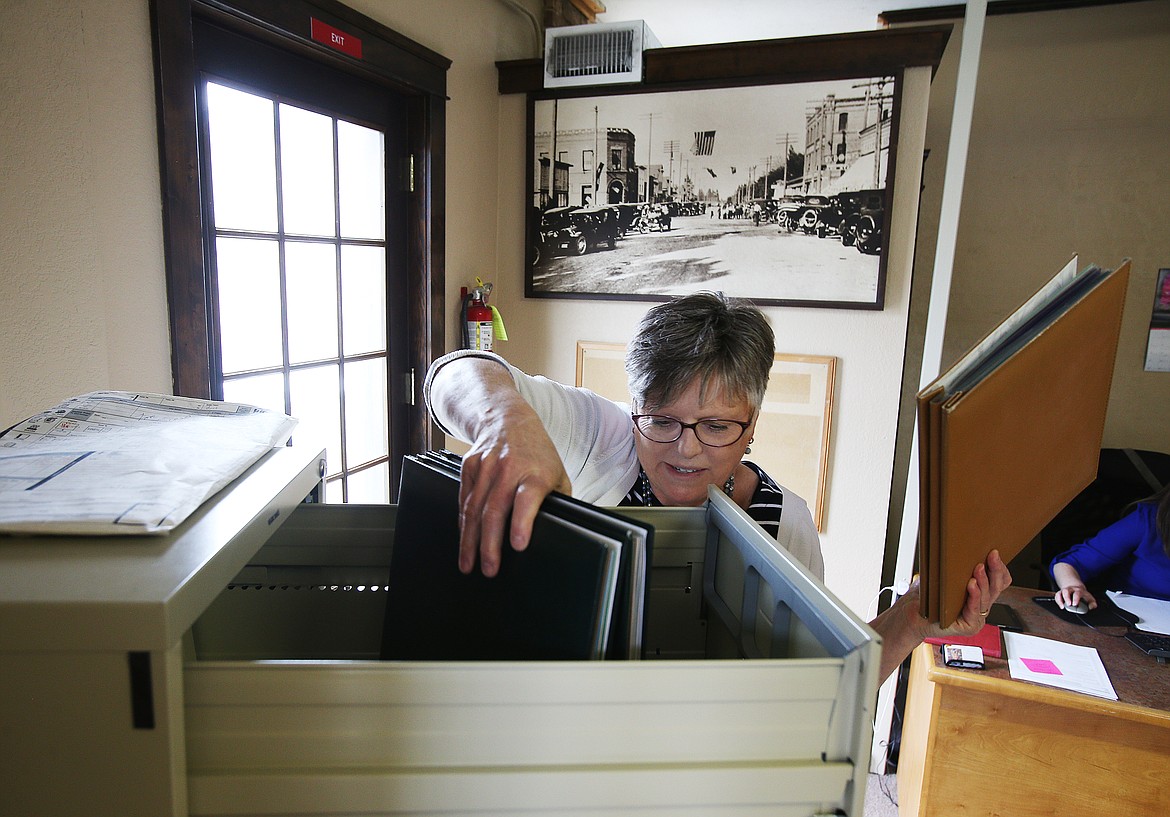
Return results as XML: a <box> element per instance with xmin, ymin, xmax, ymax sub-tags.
<box><xmin>1021</xmin><ymin>657</ymin><xmax>1062</xmax><ymax>675</ymax></box>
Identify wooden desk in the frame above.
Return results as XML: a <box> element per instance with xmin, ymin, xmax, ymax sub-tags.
<box><xmin>898</xmin><ymin>585</ymin><xmax>1170</xmax><ymax>817</ymax></box>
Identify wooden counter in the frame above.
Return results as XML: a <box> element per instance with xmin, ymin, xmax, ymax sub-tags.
<box><xmin>897</xmin><ymin>585</ymin><xmax>1170</xmax><ymax>816</ymax></box>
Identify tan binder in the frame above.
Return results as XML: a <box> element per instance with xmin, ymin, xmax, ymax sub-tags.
<box><xmin>917</xmin><ymin>258</ymin><xmax>1131</xmax><ymax>625</ymax></box>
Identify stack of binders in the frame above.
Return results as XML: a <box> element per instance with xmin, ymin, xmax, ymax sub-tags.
<box><xmin>381</xmin><ymin>451</ymin><xmax>652</xmax><ymax>661</ymax></box>
<box><xmin>917</xmin><ymin>257</ymin><xmax>1131</xmax><ymax>625</ymax></box>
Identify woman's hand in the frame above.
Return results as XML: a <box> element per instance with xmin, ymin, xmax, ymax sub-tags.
<box><xmin>457</xmin><ymin>401</ymin><xmax>571</xmax><ymax>577</ymax></box>
<box><xmin>871</xmin><ymin>549</ymin><xmax>1012</xmax><ymax>681</ymax></box>
<box><xmin>922</xmin><ymin>548</ymin><xmax>1014</xmax><ymax>641</ymax></box>
<box><xmin>428</xmin><ymin>356</ymin><xmax>571</xmax><ymax>578</ymax></box>
<box><xmin>1052</xmin><ymin>561</ymin><xmax>1097</xmax><ymax>610</ymax></box>
<box><xmin>1055</xmin><ymin>585</ymin><xmax>1097</xmax><ymax>611</ymax></box>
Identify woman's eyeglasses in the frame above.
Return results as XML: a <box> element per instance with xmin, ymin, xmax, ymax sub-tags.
<box><xmin>631</xmin><ymin>414</ymin><xmax>752</xmax><ymax>448</ymax></box>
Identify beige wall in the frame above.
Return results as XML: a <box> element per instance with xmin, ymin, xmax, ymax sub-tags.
<box><xmin>906</xmin><ymin>1</ymin><xmax>1170</xmax><ymax>453</ymax></box>
<box><xmin>1</xmin><ymin>0</ymin><xmax>1166</xmax><ymax>620</ymax></box>
<box><xmin>1</xmin><ymin>0</ymin><xmax>172</xmax><ymax>424</ymax></box>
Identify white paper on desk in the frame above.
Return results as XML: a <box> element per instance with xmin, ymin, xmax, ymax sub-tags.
<box><xmin>1107</xmin><ymin>590</ymin><xmax>1170</xmax><ymax>635</ymax></box>
<box><xmin>1003</xmin><ymin>631</ymin><xmax>1118</xmax><ymax>700</ymax></box>
<box><xmin>0</xmin><ymin>391</ymin><xmax>297</xmax><ymax>535</ymax></box>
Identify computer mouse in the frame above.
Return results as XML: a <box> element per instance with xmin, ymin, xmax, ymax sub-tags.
<box><xmin>1066</xmin><ymin>599</ymin><xmax>1090</xmax><ymax>615</ymax></box>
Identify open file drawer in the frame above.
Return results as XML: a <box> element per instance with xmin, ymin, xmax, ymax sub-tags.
<box><xmin>185</xmin><ymin>490</ymin><xmax>880</xmax><ymax>817</ymax></box>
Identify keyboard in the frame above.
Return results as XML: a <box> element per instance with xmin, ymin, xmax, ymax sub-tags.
<box><xmin>1125</xmin><ymin>631</ymin><xmax>1170</xmax><ymax>659</ymax></box>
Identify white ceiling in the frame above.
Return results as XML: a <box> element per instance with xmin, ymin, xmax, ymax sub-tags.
<box><xmin>596</xmin><ymin>0</ymin><xmax>952</xmax><ymax>45</ymax></box>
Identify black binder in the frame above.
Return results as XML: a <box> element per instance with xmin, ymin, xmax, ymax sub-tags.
<box><xmin>380</xmin><ymin>452</ymin><xmax>652</xmax><ymax>661</ymax></box>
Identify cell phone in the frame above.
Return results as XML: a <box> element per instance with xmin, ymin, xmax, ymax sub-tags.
<box><xmin>942</xmin><ymin>644</ymin><xmax>985</xmax><ymax>670</ymax></box>
<box><xmin>986</xmin><ymin>602</ymin><xmax>1023</xmax><ymax>632</ymax></box>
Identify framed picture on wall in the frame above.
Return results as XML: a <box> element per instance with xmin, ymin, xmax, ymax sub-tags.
<box><xmin>528</xmin><ymin>73</ymin><xmax>900</xmax><ymax>309</ymax></box>
<box><xmin>576</xmin><ymin>341</ymin><xmax>835</xmax><ymax>530</ymax></box>
<box><xmin>1145</xmin><ymin>267</ymin><xmax>1170</xmax><ymax>372</ymax></box>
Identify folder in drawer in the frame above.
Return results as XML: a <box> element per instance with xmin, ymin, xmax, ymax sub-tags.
<box><xmin>381</xmin><ymin>452</ymin><xmax>651</xmax><ymax>661</ymax></box>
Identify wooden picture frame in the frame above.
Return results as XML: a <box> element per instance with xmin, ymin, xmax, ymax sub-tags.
<box><xmin>502</xmin><ymin>26</ymin><xmax>953</xmax><ymax>309</ymax></box>
<box><xmin>576</xmin><ymin>341</ymin><xmax>835</xmax><ymax>530</ymax></box>
<box><xmin>498</xmin><ymin>27</ymin><xmax>954</xmax><ymax>309</ymax></box>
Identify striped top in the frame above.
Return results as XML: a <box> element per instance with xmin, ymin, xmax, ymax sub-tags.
<box><xmin>619</xmin><ymin>461</ymin><xmax>785</xmax><ymax>535</ymax></box>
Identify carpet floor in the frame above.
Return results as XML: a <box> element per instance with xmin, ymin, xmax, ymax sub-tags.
<box><xmin>864</xmin><ymin>773</ymin><xmax>900</xmax><ymax>816</ymax></box>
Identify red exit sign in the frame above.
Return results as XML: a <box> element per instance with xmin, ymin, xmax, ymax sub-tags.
<box><xmin>310</xmin><ymin>18</ymin><xmax>362</xmax><ymax>59</ymax></box>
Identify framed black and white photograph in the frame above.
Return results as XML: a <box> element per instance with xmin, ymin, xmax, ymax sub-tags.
<box><xmin>527</xmin><ymin>74</ymin><xmax>899</xmax><ymax>309</ymax></box>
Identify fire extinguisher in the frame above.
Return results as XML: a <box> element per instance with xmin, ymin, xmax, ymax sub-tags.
<box><xmin>461</xmin><ymin>280</ymin><xmax>494</xmax><ymax>351</ymax></box>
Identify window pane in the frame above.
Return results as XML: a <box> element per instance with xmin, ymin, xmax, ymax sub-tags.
<box><xmin>222</xmin><ymin>372</ymin><xmax>286</xmax><ymax>415</ymax></box>
<box><xmin>290</xmin><ymin>364</ymin><xmax>341</xmax><ymax>475</ymax></box>
<box><xmin>338</xmin><ymin>121</ymin><xmax>385</xmax><ymax>240</ymax></box>
<box><xmin>341</xmin><ymin>245</ymin><xmax>386</xmax><ymax>355</ymax></box>
<box><xmin>346</xmin><ymin>462</ymin><xmax>389</xmax><ymax>504</ymax></box>
<box><xmin>325</xmin><ymin>477</ymin><xmax>344</xmax><ymax>504</ymax></box>
<box><xmin>279</xmin><ymin>104</ymin><xmax>336</xmax><ymax>236</ymax></box>
<box><xmin>216</xmin><ymin>237</ymin><xmax>283</xmax><ymax>374</ymax></box>
<box><xmin>285</xmin><ymin>241</ymin><xmax>339</xmax><ymax>363</ymax></box>
<box><xmin>343</xmin><ymin>357</ymin><xmax>388</xmax><ymax>465</ymax></box>
<box><xmin>206</xmin><ymin>83</ymin><xmax>277</xmax><ymax>232</ymax></box>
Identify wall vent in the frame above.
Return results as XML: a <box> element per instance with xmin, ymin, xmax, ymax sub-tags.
<box><xmin>544</xmin><ymin>21</ymin><xmax>660</xmax><ymax>88</ymax></box>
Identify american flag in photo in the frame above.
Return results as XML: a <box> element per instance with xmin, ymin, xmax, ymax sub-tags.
<box><xmin>692</xmin><ymin>130</ymin><xmax>715</xmax><ymax>156</ymax></box>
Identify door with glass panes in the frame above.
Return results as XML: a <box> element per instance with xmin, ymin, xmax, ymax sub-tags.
<box><xmin>196</xmin><ymin>21</ymin><xmax>409</xmax><ymax>503</ymax></box>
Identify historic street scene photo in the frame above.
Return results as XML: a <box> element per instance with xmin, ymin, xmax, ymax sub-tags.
<box><xmin>529</xmin><ymin>77</ymin><xmax>895</xmax><ymax>308</ymax></box>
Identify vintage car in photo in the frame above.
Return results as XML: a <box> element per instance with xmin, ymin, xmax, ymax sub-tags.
<box><xmin>775</xmin><ymin>195</ymin><xmax>805</xmax><ymax>231</ymax></box>
<box><xmin>835</xmin><ymin>189</ymin><xmax>885</xmax><ymax>254</ymax></box>
<box><xmin>793</xmin><ymin>194</ymin><xmax>833</xmax><ymax>233</ymax></box>
<box><xmin>777</xmin><ymin>195</ymin><xmax>831</xmax><ymax>233</ymax></box>
<box><xmin>613</xmin><ymin>202</ymin><xmax>643</xmax><ymax>237</ymax></box>
<box><xmin>533</xmin><ymin>205</ymin><xmax>621</xmax><ymax>263</ymax></box>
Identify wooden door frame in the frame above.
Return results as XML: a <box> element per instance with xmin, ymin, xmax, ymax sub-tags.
<box><xmin>151</xmin><ymin>0</ymin><xmax>448</xmax><ymax>466</ymax></box>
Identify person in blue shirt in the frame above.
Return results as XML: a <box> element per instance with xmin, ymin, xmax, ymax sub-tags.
<box><xmin>1050</xmin><ymin>482</ymin><xmax>1170</xmax><ymax>610</ymax></box>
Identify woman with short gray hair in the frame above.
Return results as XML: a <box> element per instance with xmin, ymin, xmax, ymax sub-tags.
<box><xmin>425</xmin><ymin>291</ymin><xmax>1010</xmax><ymax>681</ymax></box>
